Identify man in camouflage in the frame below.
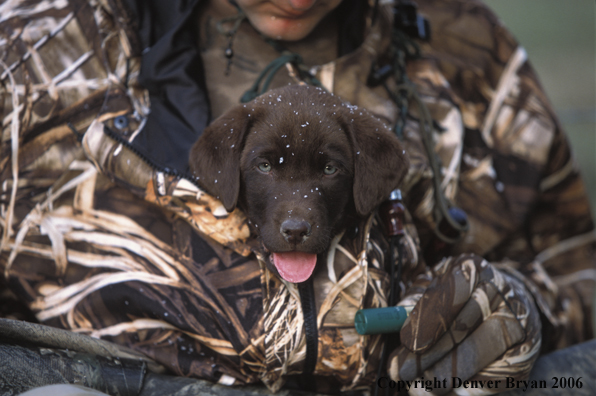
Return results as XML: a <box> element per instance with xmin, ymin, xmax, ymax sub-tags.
<box><xmin>0</xmin><ymin>0</ymin><xmax>594</xmax><ymax>394</ymax></box>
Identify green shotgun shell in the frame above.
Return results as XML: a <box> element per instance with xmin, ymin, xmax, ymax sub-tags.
<box><xmin>354</xmin><ymin>306</ymin><xmax>413</xmax><ymax>335</ymax></box>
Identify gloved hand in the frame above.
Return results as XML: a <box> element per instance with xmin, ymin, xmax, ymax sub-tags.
<box><xmin>388</xmin><ymin>254</ymin><xmax>542</xmax><ymax>395</ymax></box>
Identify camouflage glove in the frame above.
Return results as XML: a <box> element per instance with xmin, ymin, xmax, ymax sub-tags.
<box><xmin>388</xmin><ymin>254</ymin><xmax>542</xmax><ymax>395</ymax></box>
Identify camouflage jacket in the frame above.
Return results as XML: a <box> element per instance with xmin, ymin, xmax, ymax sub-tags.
<box><xmin>1</xmin><ymin>0</ymin><xmax>594</xmax><ymax>393</ymax></box>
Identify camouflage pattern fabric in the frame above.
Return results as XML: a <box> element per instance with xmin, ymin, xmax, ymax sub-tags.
<box><xmin>0</xmin><ymin>0</ymin><xmax>594</xmax><ymax>394</ymax></box>
<box><xmin>388</xmin><ymin>255</ymin><xmax>542</xmax><ymax>395</ymax></box>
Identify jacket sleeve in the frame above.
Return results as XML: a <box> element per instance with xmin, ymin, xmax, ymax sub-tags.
<box><xmin>493</xmin><ymin>123</ymin><xmax>596</xmax><ymax>351</ymax></box>
<box><xmin>414</xmin><ymin>0</ymin><xmax>596</xmax><ymax>351</ymax></box>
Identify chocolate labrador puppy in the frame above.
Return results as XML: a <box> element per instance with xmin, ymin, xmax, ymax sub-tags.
<box><xmin>189</xmin><ymin>85</ymin><xmax>408</xmax><ymax>283</ymax></box>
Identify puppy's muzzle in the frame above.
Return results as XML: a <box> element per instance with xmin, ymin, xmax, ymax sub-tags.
<box><xmin>280</xmin><ymin>219</ymin><xmax>312</xmax><ymax>244</ymax></box>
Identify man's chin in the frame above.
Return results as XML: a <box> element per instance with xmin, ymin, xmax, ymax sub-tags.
<box><xmin>246</xmin><ymin>14</ymin><xmax>320</xmax><ymax>41</ymax></box>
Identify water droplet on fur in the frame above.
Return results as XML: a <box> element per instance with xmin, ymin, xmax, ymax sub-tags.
<box><xmin>279</xmin><ymin>157</ymin><xmax>284</xmax><ymax>164</ymax></box>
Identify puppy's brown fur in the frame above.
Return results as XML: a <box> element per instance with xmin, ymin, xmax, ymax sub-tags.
<box><xmin>189</xmin><ymin>86</ymin><xmax>408</xmax><ymax>281</ymax></box>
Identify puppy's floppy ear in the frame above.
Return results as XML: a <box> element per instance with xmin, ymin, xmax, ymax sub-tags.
<box><xmin>189</xmin><ymin>106</ymin><xmax>254</xmax><ymax>212</ymax></box>
<box><xmin>344</xmin><ymin>113</ymin><xmax>410</xmax><ymax>217</ymax></box>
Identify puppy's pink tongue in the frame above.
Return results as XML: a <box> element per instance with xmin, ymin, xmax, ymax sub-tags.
<box><xmin>272</xmin><ymin>252</ymin><xmax>317</xmax><ymax>283</ymax></box>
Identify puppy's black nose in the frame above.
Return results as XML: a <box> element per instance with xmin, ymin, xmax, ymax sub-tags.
<box><xmin>280</xmin><ymin>219</ymin><xmax>312</xmax><ymax>244</ymax></box>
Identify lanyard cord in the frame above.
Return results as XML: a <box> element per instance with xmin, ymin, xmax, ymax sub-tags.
<box><xmin>215</xmin><ymin>8</ymin><xmax>246</xmax><ymax>76</ymax></box>
<box><xmin>385</xmin><ymin>26</ymin><xmax>469</xmax><ymax>243</ymax></box>
<box><xmin>240</xmin><ymin>38</ymin><xmax>325</xmax><ymax>103</ymax></box>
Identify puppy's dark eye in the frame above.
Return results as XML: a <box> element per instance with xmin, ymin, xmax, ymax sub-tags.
<box><xmin>258</xmin><ymin>162</ymin><xmax>272</xmax><ymax>172</ymax></box>
<box><xmin>324</xmin><ymin>164</ymin><xmax>338</xmax><ymax>175</ymax></box>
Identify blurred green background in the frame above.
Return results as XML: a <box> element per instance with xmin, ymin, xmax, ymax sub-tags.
<box><xmin>483</xmin><ymin>0</ymin><xmax>596</xmax><ymax>214</ymax></box>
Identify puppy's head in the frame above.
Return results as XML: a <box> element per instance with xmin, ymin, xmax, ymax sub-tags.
<box><xmin>190</xmin><ymin>86</ymin><xmax>408</xmax><ymax>283</ymax></box>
